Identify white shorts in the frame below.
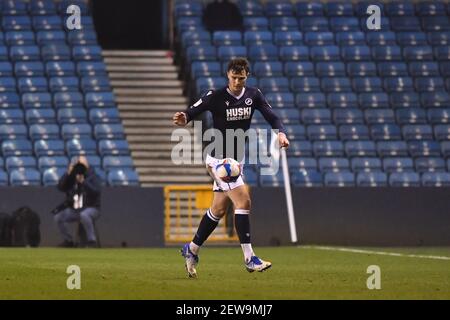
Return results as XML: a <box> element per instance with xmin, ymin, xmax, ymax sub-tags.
<box><xmin>205</xmin><ymin>154</ymin><xmax>245</xmax><ymax>192</ymax></box>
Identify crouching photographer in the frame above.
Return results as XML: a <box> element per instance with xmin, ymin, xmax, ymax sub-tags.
<box><xmin>53</xmin><ymin>156</ymin><xmax>101</xmax><ymax>248</ymax></box>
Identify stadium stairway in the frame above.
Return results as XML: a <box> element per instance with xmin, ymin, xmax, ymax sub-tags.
<box><xmin>103</xmin><ymin>50</ymin><xmax>211</xmax><ymax>186</ymax></box>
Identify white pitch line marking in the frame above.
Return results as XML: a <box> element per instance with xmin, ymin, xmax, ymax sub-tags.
<box><xmin>300</xmin><ymin>245</ymin><xmax>450</xmax><ymax>261</ymax></box>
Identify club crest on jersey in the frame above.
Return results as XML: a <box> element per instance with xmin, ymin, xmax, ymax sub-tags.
<box><xmin>226</xmin><ymin>107</ymin><xmax>252</xmax><ymax>121</ymax></box>
<box><xmin>225</xmin><ymin>101</ymin><xmax>229</xmax><ymax>106</ymax></box>
<box><xmin>245</xmin><ymin>98</ymin><xmax>253</xmax><ymax>106</ymax></box>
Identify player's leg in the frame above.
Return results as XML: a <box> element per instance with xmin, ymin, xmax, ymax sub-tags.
<box><xmin>226</xmin><ymin>184</ymin><xmax>272</xmax><ymax>272</ymax></box>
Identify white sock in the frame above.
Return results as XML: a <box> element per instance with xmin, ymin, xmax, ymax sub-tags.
<box><xmin>241</xmin><ymin>243</ymin><xmax>254</xmax><ymax>263</ymax></box>
<box><xmin>189</xmin><ymin>242</ymin><xmax>200</xmax><ymax>255</ymax></box>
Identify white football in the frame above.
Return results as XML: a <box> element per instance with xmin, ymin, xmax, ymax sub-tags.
<box><xmin>215</xmin><ymin>158</ymin><xmax>241</xmax><ymax>183</ymax></box>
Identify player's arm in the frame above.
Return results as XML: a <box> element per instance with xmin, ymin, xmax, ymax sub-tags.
<box><xmin>173</xmin><ymin>91</ymin><xmax>213</xmax><ymax>127</ymax></box>
<box><xmin>256</xmin><ymin>90</ymin><xmax>290</xmax><ymax>148</ymax></box>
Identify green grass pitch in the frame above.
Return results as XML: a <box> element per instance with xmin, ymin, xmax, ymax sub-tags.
<box><xmin>0</xmin><ymin>246</ymin><xmax>449</xmax><ymax>299</ymax></box>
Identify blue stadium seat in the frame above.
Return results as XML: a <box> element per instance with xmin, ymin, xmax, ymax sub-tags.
<box><xmin>284</xmin><ymin>61</ymin><xmax>314</xmax><ymax>77</ymax></box>
<box><xmin>383</xmin><ymin>157</ymin><xmax>414</xmax><ymax>173</ymax></box>
<box><xmin>54</xmin><ymin>92</ymin><xmax>84</xmax><ymax>109</ymax></box>
<box><xmin>196</xmin><ymin>77</ymin><xmax>227</xmax><ymax>94</ymax></box>
<box><xmin>76</xmin><ymin>61</ymin><xmax>107</xmax><ymax>77</ymax></box>
<box><xmin>2</xmin><ymin>139</ymin><xmax>32</xmax><ymax>157</ymax></box>
<box><xmin>190</xmin><ymin>61</ymin><xmax>221</xmax><ymax>79</ymax></box>
<box><xmin>389</xmin><ymin>172</ymin><xmax>420</xmax><ymax>187</ymax></box>
<box><xmin>0</xmin><ymin>47</ymin><xmax>8</xmax><ymax>61</ymax></box>
<box><xmin>57</xmin><ymin>108</ymin><xmax>87</xmax><ymax>124</ymax></box>
<box><xmin>351</xmin><ymin>157</ymin><xmax>382</xmax><ymax>172</ymax></box>
<box><xmin>366</xmin><ymin>32</ymin><xmax>396</xmax><ymax>46</ymax></box>
<box><xmin>243</xmin><ymin>31</ymin><xmax>272</xmax><ymax>46</ymax></box>
<box><xmin>0</xmin><ymin>109</ymin><xmax>24</xmax><ymax>124</ymax></box>
<box><xmin>34</xmin><ymin>139</ymin><xmax>65</xmax><ymax>156</ymax></box>
<box><xmin>352</xmin><ymin>77</ymin><xmax>383</xmax><ymax>93</ymax></box>
<box><xmin>295</xmin><ymin>2</ymin><xmax>324</xmax><ymax>17</ymax></box>
<box><xmin>265</xmin><ymin>1</ymin><xmax>294</xmax><ymax>17</ymax></box>
<box><xmin>370</xmin><ymin>124</ymin><xmax>402</xmax><ymax>140</ymax></box>
<box><xmin>46</xmin><ymin>61</ymin><xmax>76</xmax><ymax>77</ymax></box>
<box><xmin>333</xmin><ymin>108</ymin><xmax>364</xmax><ymax>125</ymax></box>
<box><xmin>5</xmin><ymin>31</ymin><xmax>35</xmax><ymax>45</ymax></box>
<box><xmin>2</xmin><ymin>16</ymin><xmax>32</xmax><ymax>31</ymax></box>
<box><xmin>9</xmin><ymin>169</ymin><xmax>41</xmax><ymax>186</ymax></box>
<box><xmin>415</xmin><ymin>157</ymin><xmax>446</xmax><ymax>173</ymax></box>
<box><xmin>9</xmin><ymin>46</ymin><xmax>40</xmax><ymax>61</ymax></box>
<box><xmin>67</xmin><ymin>30</ymin><xmax>98</xmax><ymax>45</ymax></box>
<box><xmin>15</xmin><ymin>62</ymin><xmax>45</xmax><ymax>77</ymax></box>
<box><xmin>324</xmin><ymin>172</ymin><xmax>355</xmax><ymax>187</ymax></box>
<box><xmin>0</xmin><ymin>62</ymin><xmax>13</xmax><ymax>77</ymax></box>
<box><xmin>383</xmin><ymin>77</ymin><xmax>413</xmax><ymax>92</ymax></box>
<box><xmin>0</xmin><ymin>124</ymin><xmax>27</xmax><ymax>140</ymax></box>
<box><xmin>238</xmin><ymin>1</ymin><xmax>264</xmax><ymax>16</ymax></box>
<box><xmin>22</xmin><ymin>92</ymin><xmax>52</xmax><ymax>109</ymax></box>
<box><xmin>292</xmin><ymin>170</ymin><xmax>323</xmax><ymax>187</ymax></box>
<box><xmin>307</xmin><ymin>124</ymin><xmax>337</xmax><ymax>140</ymax></box>
<box><xmin>300</xmin><ymin>17</ymin><xmax>329</xmax><ymax>32</ymax></box>
<box><xmin>243</xmin><ymin>17</ymin><xmax>269</xmax><ymax>31</ymax></box>
<box><xmin>339</xmin><ymin>124</ymin><xmax>370</xmax><ymax>140</ymax></box>
<box><xmin>428</xmin><ymin>108</ymin><xmax>450</xmax><ymax>124</ymax></box>
<box><xmin>390</xmin><ymin>17</ymin><xmax>421</xmax><ymax>31</ymax></box>
<box><xmin>72</xmin><ymin>45</ymin><xmax>102</xmax><ymax>61</ymax></box>
<box><xmin>290</xmin><ymin>77</ymin><xmax>320</xmax><ymax>93</ymax></box>
<box><xmin>61</xmin><ymin>123</ymin><xmax>92</xmax><ymax>140</ymax></box>
<box><xmin>248</xmin><ymin>44</ymin><xmax>278</xmax><ymax>61</ymax></box>
<box><xmin>0</xmin><ymin>171</ymin><xmax>8</xmax><ymax>186</ymax></box>
<box><xmin>181</xmin><ymin>31</ymin><xmax>211</xmax><ymax>49</ymax></box>
<box><xmin>313</xmin><ymin>140</ymin><xmax>344</xmax><ymax>157</ymax></box>
<box><xmin>18</xmin><ymin>77</ymin><xmax>49</xmax><ymax>93</ymax></box>
<box><xmin>296</xmin><ymin>93</ymin><xmax>326</xmax><ymax>109</ymax></box>
<box><xmin>253</xmin><ymin>61</ymin><xmax>283</xmax><ymax>77</ymax></box>
<box><xmin>49</xmin><ymin>76</ymin><xmax>79</xmax><ymax>92</ymax></box>
<box><xmin>325</xmin><ymin>2</ymin><xmax>353</xmax><ymax>16</ymax></box>
<box><xmin>414</xmin><ymin>77</ymin><xmax>444</xmax><ymax>93</ymax></box>
<box><xmin>85</xmin><ymin>92</ymin><xmax>115</xmax><ymax>109</ymax></box>
<box><xmin>346</xmin><ymin>62</ymin><xmax>377</xmax><ymax>77</ymax></box>
<box><xmin>420</xmin><ymin>92</ymin><xmax>450</xmax><ymax>109</ymax></box>
<box><xmin>89</xmin><ymin>108</ymin><xmax>120</xmax><ymax>124</ymax></box>
<box><xmin>41</xmin><ymin>44</ymin><xmax>71</xmax><ymax>61</ymax></box>
<box><xmin>421</xmin><ymin>16</ymin><xmax>450</xmax><ymax>32</ymax></box>
<box><xmin>310</xmin><ymin>45</ymin><xmax>340</xmax><ymax>61</ymax></box>
<box><xmin>70</xmin><ymin>155</ymin><xmax>102</xmax><ymax>170</ymax></box>
<box><xmin>42</xmin><ymin>167</ymin><xmax>66</xmax><ymax>186</ymax></box>
<box><xmin>377</xmin><ymin>62</ymin><xmax>408</xmax><ymax>77</ymax></box>
<box><xmin>265</xmin><ymin>92</ymin><xmax>295</xmax><ymax>108</ymax></box>
<box><xmin>335</xmin><ymin>31</ymin><xmax>366</xmax><ymax>46</ymax></box>
<box><xmin>390</xmin><ymin>92</ymin><xmax>421</xmax><ymax>108</ymax></box>
<box><xmin>32</xmin><ymin>15</ymin><xmax>62</xmax><ymax>31</ymax></box>
<box><xmin>94</xmin><ymin>124</ymin><xmax>125</xmax><ymax>140</ymax></box>
<box><xmin>259</xmin><ymin>171</ymin><xmax>285</xmax><ymax>187</ymax></box>
<box><xmin>176</xmin><ymin>17</ymin><xmax>203</xmax><ymax>34</ymax></box>
<box><xmin>274</xmin><ymin>31</ymin><xmax>302</xmax><ymax>46</ymax></box>
<box><xmin>6</xmin><ymin>156</ymin><xmax>37</xmax><ymax>171</ymax></box>
<box><xmin>440</xmin><ymin>62</ymin><xmax>450</xmax><ymax>77</ymax></box>
<box><xmin>283</xmin><ymin>124</ymin><xmax>306</xmax><ymax>140</ymax></box>
<box><xmin>372</xmin><ymin>45</ymin><xmax>402</xmax><ymax>62</ymax></box>
<box><xmin>80</xmin><ymin>76</ymin><xmax>111</xmax><ymax>92</ymax></box>
<box><xmin>320</xmin><ymin>77</ymin><xmax>351</xmax><ymax>92</ymax></box>
<box><xmin>25</xmin><ymin>108</ymin><xmax>56</xmax><ymax>124</ymax></box>
<box><xmin>316</xmin><ymin>62</ymin><xmax>346</xmax><ymax>77</ymax></box>
<box><xmin>102</xmin><ymin>156</ymin><xmax>134</xmax><ymax>171</ymax></box>
<box><xmin>38</xmin><ymin>156</ymin><xmax>69</xmax><ymax>170</ymax></box>
<box><xmin>288</xmin><ymin>157</ymin><xmax>317</xmax><ymax>171</ymax></box>
<box><xmin>395</xmin><ymin>109</ymin><xmax>427</xmax><ymax>125</ymax></box>
<box><xmin>396</xmin><ymin>32</ymin><xmax>428</xmax><ymax>46</ymax></box>
<box><xmin>403</xmin><ymin>46</ymin><xmax>434</xmax><ymax>62</ymax></box>
<box><xmin>107</xmin><ymin>169</ymin><xmax>140</xmax><ymax>186</ymax></box>
<box><xmin>29</xmin><ymin>124</ymin><xmax>60</xmax><ymax>140</ymax></box>
<box><xmin>408</xmin><ymin>62</ymin><xmax>439</xmax><ymax>77</ymax></box>
<box><xmin>402</xmin><ymin>124</ymin><xmax>433</xmax><ymax>140</ymax></box>
<box><xmin>384</xmin><ymin>1</ymin><xmax>414</xmax><ymax>16</ymax></box>
<box><xmin>30</xmin><ymin>0</ymin><xmax>57</xmax><ymax>16</ymax></box>
<box><xmin>186</xmin><ymin>46</ymin><xmax>216</xmax><ymax>62</ymax></box>
<box><xmin>341</xmin><ymin>45</ymin><xmax>371</xmax><ymax>62</ymax></box>
<box><xmin>345</xmin><ymin>140</ymin><xmax>377</xmax><ymax>157</ymax></box>
<box><xmin>66</xmin><ymin>138</ymin><xmax>97</xmax><ymax>156</ymax></box>
<box><xmin>428</xmin><ymin>32</ymin><xmax>450</xmax><ymax>46</ymax></box>
<box><xmin>356</xmin><ymin>172</ymin><xmax>388</xmax><ymax>187</ymax></box>
<box><xmin>258</xmin><ymin>77</ymin><xmax>289</xmax><ymax>93</ymax></box>
<box><xmin>376</xmin><ymin>141</ymin><xmax>409</xmax><ymax>157</ymax></box>
<box><xmin>243</xmin><ymin>168</ymin><xmax>258</xmax><ymax>186</ymax></box>
<box><xmin>304</xmin><ymin>31</ymin><xmax>334</xmax><ymax>46</ymax></box>
<box><xmin>98</xmin><ymin>139</ymin><xmax>130</xmax><ymax>156</ymax></box>
<box><xmin>269</xmin><ymin>17</ymin><xmax>298</xmax><ymax>31</ymax></box>
<box><xmin>212</xmin><ymin>31</ymin><xmax>242</xmax><ymax>46</ymax></box>
<box><xmin>286</xmin><ymin>140</ymin><xmax>312</xmax><ymax>156</ymax></box>
<box><xmin>301</xmin><ymin>108</ymin><xmax>331</xmax><ymax>124</ymax></box>
<box><xmin>2</xmin><ymin>0</ymin><xmax>28</xmax><ymax>15</ymax></box>
<box><xmin>0</xmin><ymin>77</ymin><xmax>18</xmax><ymax>92</ymax></box>
<box><xmin>174</xmin><ymin>1</ymin><xmax>203</xmax><ymax>17</ymax></box>
<box><xmin>329</xmin><ymin>17</ymin><xmax>360</xmax><ymax>32</ymax></box>
<box><xmin>327</xmin><ymin>92</ymin><xmax>358</xmax><ymax>109</ymax></box>
<box><xmin>421</xmin><ymin>172</ymin><xmax>450</xmax><ymax>187</ymax></box>
<box><xmin>364</xmin><ymin>109</ymin><xmax>395</xmax><ymax>124</ymax></box>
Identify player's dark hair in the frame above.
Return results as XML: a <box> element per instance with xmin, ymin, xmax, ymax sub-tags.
<box><xmin>227</xmin><ymin>58</ymin><xmax>250</xmax><ymax>75</ymax></box>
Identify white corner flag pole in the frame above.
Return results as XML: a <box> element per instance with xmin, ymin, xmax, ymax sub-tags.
<box><xmin>280</xmin><ymin>147</ymin><xmax>298</xmax><ymax>244</ymax></box>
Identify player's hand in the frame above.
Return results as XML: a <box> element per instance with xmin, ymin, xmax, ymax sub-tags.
<box><xmin>278</xmin><ymin>132</ymin><xmax>289</xmax><ymax>149</ymax></box>
<box><xmin>173</xmin><ymin>112</ymin><xmax>187</xmax><ymax>126</ymax></box>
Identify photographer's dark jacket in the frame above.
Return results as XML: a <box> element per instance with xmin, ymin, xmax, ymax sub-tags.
<box><xmin>57</xmin><ymin>167</ymin><xmax>101</xmax><ymax>209</ymax></box>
